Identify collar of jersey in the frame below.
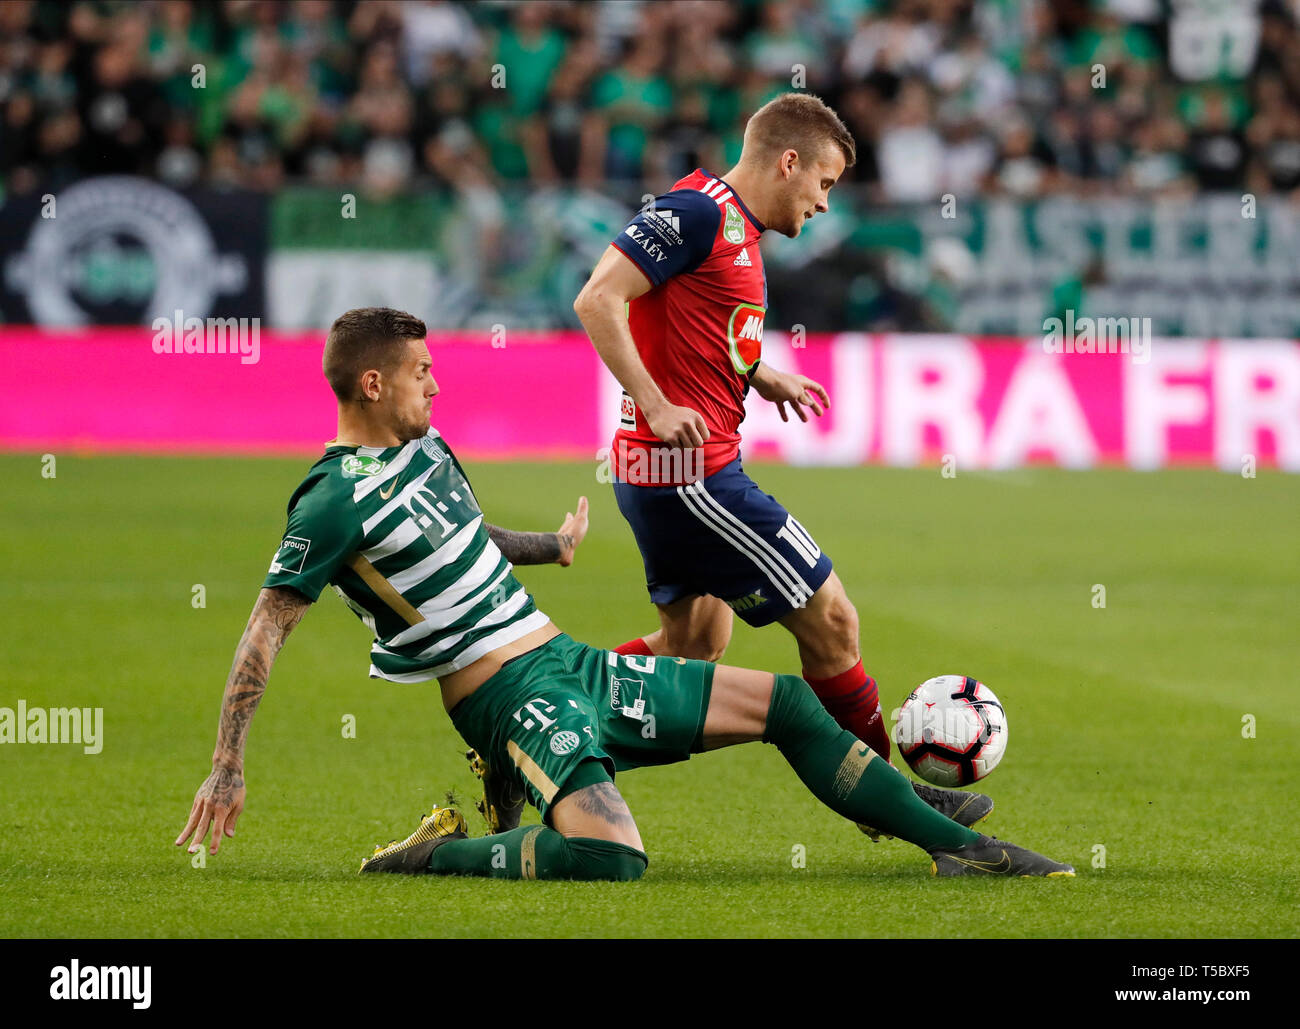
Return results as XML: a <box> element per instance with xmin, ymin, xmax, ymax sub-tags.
<box><xmin>324</xmin><ymin>439</ymin><xmax>400</xmax><ymax>457</ymax></box>
<box><xmin>698</xmin><ymin>169</ymin><xmax>765</xmax><ymax>233</ymax></box>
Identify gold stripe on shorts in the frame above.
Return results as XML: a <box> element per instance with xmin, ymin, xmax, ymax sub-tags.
<box><xmin>507</xmin><ymin>740</ymin><xmax>559</xmax><ymax>804</ymax></box>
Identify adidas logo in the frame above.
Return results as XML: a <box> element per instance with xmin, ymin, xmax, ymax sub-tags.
<box><xmin>733</xmin><ymin>247</ymin><xmax>752</xmax><ymax>267</ymax></box>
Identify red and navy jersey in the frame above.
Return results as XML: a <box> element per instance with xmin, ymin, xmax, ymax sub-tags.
<box><xmin>608</xmin><ymin>169</ymin><xmax>768</xmax><ymax>484</ymax></box>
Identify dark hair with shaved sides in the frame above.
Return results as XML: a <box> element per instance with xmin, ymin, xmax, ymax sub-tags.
<box><xmin>323</xmin><ymin>307</ymin><xmax>428</xmax><ymax>401</ymax></box>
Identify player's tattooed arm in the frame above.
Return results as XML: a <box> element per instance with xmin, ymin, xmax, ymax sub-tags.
<box><xmin>177</xmin><ymin>586</ymin><xmax>309</xmax><ymax>855</ymax></box>
<box><xmin>487</xmin><ymin>496</ymin><xmax>589</xmax><ymax>567</ymax></box>
<box><xmin>175</xmin><ymin>582</ymin><xmax>306</xmax><ymax>857</ymax></box>
<box><xmin>212</xmin><ymin>586</ymin><xmax>310</xmax><ymax>771</ymax></box>
<box><xmin>485</xmin><ymin>524</ymin><xmax>564</xmax><ymax>565</ymax></box>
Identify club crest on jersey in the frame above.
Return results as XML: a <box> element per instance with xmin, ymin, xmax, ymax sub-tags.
<box><xmin>723</xmin><ymin>203</ymin><xmax>745</xmax><ymax>244</ymax></box>
<box><xmin>726</xmin><ymin>302</ymin><xmax>765</xmax><ymax>374</ymax></box>
<box><xmin>341</xmin><ymin>454</ymin><xmax>386</xmax><ymax>478</ymax></box>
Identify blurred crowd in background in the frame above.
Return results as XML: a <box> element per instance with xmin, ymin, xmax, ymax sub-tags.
<box><xmin>4</xmin><ymin>0</ymin><xmax>1300</xmax><ymax>202</ymax></box>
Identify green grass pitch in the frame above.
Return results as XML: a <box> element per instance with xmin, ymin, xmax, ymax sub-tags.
<box><xmin>1</xmin><ymin>453</ymin><xmax>1297</xmax><ymax>938</ymax></box>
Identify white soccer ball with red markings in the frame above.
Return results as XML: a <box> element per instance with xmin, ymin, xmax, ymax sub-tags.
<box><xmin>895</xmin><ymin>675</ymin><xmax>1007</xmax><ymax>787</ymax></box>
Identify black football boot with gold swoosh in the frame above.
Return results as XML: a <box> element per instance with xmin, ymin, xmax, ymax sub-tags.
<box><xmin>928</xmin><ymin>833</ymin><xmax>1075</xmax><ymax>877</ymax></box>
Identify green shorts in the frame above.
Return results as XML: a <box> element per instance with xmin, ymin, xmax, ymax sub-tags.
<box><xmin>448</xmin><ymin>634</ymin><xmax>714</xmax><ymax>823</ymax></box>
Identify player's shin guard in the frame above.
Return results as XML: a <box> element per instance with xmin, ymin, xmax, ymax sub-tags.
<box><xmin>803</xmin><ymin>661</ymin><xmax>891</xmax><ymax>761</ymax></box>
<box><xmin>765</xmin><ymin>673</ymin><xmax>978</xmax><ymax>852</ymax></box>
<box><xmin>427</xmin><ymin>827</ymin><xmax>647</xmax><ymax>881</ymax></box>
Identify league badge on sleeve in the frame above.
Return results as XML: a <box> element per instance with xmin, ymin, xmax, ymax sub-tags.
<box><xmin>269</xmin><ymin>535</ymin><xmax>310</xmax><ymax>575</ymax></box>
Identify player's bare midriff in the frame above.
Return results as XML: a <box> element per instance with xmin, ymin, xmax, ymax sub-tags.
<box><xmin>437</xmin><ymin>620</ymin><xmax>563</xmax><ymax>711</ymax></box>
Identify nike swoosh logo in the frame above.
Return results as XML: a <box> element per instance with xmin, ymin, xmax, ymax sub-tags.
<box><xmin>950</xmin><ymin>850</ymin><xmax>1012</xmax><ymax>873</ymax></box>
<box><xmin>378</xmin><ymin>480</ymin><xmax>398</xmax><ymax>500</ymax></box>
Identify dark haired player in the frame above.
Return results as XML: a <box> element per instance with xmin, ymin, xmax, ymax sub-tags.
<box><xmin>174</xmin><ymin>307</ymin><xmax>1073</xmax><ymax>881</ymax></box>
<box><xmin>572</xmin><ymin>92</ymin><xmax>987</xmax><ymax>837</ymax></box>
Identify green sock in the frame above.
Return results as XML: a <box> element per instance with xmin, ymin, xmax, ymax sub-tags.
<box><xmin>428</xmin><ymin>826</ymin><xmax>647</xmax><ymax>881</ymax></box>
<box><xmin>765</xmin><ymin>673</ymin><xmax>980</xmax><ymax>852</ymax></box>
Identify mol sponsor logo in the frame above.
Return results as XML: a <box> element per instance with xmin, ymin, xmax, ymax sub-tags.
<box><xmin>727</xmin><ymin>303</ymin><xmax>765</xmax><ymax>374</ymax></box>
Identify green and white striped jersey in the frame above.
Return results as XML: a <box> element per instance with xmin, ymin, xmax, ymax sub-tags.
<box><xmin>263</xmin><ymin>428</ymin><xmax>549</xmax><ymax>683</ymax></box>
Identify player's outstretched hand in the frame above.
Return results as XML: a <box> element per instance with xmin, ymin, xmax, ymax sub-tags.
<box><xmin>752</xmin><ymin>366</ymin><xmax>830</xmax><ymax>424</ymax></box>
<box><xmin>175</xmin><ymin>765</ymin><xmax>246</xmax><ymax>856</ymax></box>
<box><xmin>647</xmin><ymin>403</ymin><xmax>710</xmax><ymax>449</ymax></box>
<box><xmin>556</xmin><ymin>496</ymin><xmax>589</xmax><ymax>567</ymax></box>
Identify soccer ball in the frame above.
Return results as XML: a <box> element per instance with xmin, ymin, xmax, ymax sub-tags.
<box><xmin>894</xmin><ymin>675</ymin><xmax>1007</xmax><ymax>787</ymax></box>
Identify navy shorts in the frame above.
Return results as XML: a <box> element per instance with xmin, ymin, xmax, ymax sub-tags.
<box><xmin>612</xmin><ymin>457</ymin><xmax>834</xmax><ymax>627</ymax></box>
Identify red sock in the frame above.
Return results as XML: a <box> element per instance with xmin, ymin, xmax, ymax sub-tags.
<box><xmin>803</xmin><ymin>661</ymin><xmax>891</xmax><ymax>761</ymax></box>
<box><xmin>614</xmin><ymin>637</ymin><xmax>655</xmax><ymax>657</ymax></box>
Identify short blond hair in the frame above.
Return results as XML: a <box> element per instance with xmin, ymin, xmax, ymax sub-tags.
<box><xmin>742</xmin><ymin>93</ymin><xmax>856</xmax><ymax>169</ymax></box>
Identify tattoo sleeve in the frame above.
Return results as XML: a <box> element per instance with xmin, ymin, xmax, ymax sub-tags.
<box><xmin>485</xmin><ymin>524</ymin><xmax>566</xmax><ymax>565</ymax></box>
<box><xmin>213</xmin><ymin>586</ymin><xmax>309</xmax><ymax>770</ymax></box>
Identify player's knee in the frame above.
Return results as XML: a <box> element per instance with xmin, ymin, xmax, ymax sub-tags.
<box><xmin>666</xmin><ymin>625</ymin><xmax>730</xmax><ymax>662</ymax></box>
<box><xmin>823</xmin><ymin>593</ymin><xmax>859</xmax><ymax>647</ymax></box>
<box><xmin>697</xmin><ymin>638</ymin><xmax>730</xmax><ymax>663</ymax></box>
<box><xmin>705</xmin><ymin>608</ymin><xmax>734</xmax><ymax>659</ymax></box>
<box><xmin>806</xmin><ymin>595</ymin><xmax>857</xmax><ymax>660</ymax></box>
<box><xmin>566</xmin><ymin>837</ymin><xmax>648</xmax><ymax>881</ymax></box>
